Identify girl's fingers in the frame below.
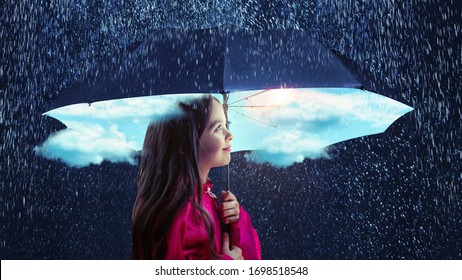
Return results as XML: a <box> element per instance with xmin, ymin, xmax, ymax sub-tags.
<box><xmin>222</xmin><ymin>208</ymin><xmax>239</xmax><ymax>219</ymax></box>
<box><xmin>222</xmin><ymin>208</ymin><xmax>240</xmax><ymax>224</ymax></box>
<box><xmin>221</xmin><ymin>201</ymin><xmax>239</xmax><ymax>211</ymax></box>
<box><xmin>221</xmin><ymin>191</ymin><xmax>236</xmax><ymax>202</ymax></box>
<box><xmin>221</xmin><ymin>191</ymin><xmax>240</xmax><ymax>224</ymax></box>
<box><xmin>223</xmin><ymin>215</ymin><xmax>240</xmax><ymax>224</ymax></box>
<box><xmin>222</xmin><ymin>232</ymin><xmax>230</xmax><ymax>251</ymax></box>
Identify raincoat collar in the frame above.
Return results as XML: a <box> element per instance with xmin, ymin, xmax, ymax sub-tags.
<box><xmin>203</xmin><ymin>178</ymin><xmax>217</xmax><ymax>199</ymax></box>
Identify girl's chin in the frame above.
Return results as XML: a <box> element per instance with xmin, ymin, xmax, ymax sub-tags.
<box><xmin>214</xmin><ymin>157</ymin><xmax>231</xmax><ymax>168</ymax></box>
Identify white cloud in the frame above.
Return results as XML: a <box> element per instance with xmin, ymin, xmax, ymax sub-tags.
<box><xmin>37</xmin><ymin>89</ymin><xmax>413</xmax><ymax>167</ymax></box>
<box><xmin>34</xmin><ymin>124</ymin><xmax>137</xmax><ymax>167</ymax></box>
<box><xmin>244</xmin><ymin>129</ymin><xmax>329</xmax><ymax>167</ymax></box>
<box><xmin>257</xmin><ymin>129</ymin><xmax>327</xmax><ymax>154</ymax></box>
<box><xmin>229</xmin><ymin>88</ymin><xmax>413</xmax><ymax>166</ymax></box>
<box><xmin>37</xmin><ymin>94</ymin><xmax>207</xmax><ymax>167</ymax></box>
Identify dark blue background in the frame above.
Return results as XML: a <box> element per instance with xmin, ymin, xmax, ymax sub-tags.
<box><xmin>1</xmin><ymin>0</ymin><xmax>461</xmax><ymax>259</ymax></box>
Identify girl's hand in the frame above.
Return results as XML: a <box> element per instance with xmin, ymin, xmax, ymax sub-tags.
<box><xmin>222</xmin><ymin>232</ymin><xmax>244</xmax><ymax>260</ymax></box>
<box><xmin>220</xmin><ymin>191</ymin><xmax>240</xmax><ymax>224</ymax></box>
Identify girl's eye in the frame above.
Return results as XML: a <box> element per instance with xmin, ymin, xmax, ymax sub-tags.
<box><xmin>215</xmin><ymin>125</ymin><xmax>222</xmax><ymax>132</ymax></box>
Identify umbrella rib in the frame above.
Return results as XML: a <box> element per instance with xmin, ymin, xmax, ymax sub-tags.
<box><xmin>231</xmin><ymin>91</ymin><xmax>275</xmax><ymax>124</ymax></box>
<box><xmin>229</xmin><ymin>105</ymin><xmax>279</xmax><ymax>108</ymax></box>
<box><xmin>228</xmin><ymin>89</ymin><xmax>270</xmax><ymax>106</ymax></box>
<box><xmin>229</xmin><ymin>108</ymin><xmax>278</xmax><ymax>128</ymax></box>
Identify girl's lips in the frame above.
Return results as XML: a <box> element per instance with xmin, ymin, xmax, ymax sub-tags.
<box><xmin>223</xmin><ymin>147</ymin><xmax>232</xmax><ymax>152</ymax></box>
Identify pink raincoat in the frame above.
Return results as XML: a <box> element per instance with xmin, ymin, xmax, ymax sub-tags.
<box><xmin>164</xmin><ymin>179</ymin><xmax>261</xmax><ymax>260</ymax></box>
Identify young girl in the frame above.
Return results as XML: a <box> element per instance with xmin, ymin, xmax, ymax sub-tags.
<box><xmin>132</xmin><ymin>95</ymin><xmax>261</xmax><ymax>260</ymax></box>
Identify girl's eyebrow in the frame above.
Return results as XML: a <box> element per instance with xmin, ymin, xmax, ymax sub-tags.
<box><xmin>208</xmin><ymin>120</ymin><xmax>222</xmax><ymax>129</ymax></box>
<box><xmin>208</xmin><ymin>119</ymin><xmax>226</xmax><ymax>129</ymax></box>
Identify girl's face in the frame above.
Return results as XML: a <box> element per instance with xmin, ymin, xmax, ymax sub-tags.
<box><xmin>199</xmin><ymin>99</ymin><xmax>233</xmax><ymax>172</ymax></box>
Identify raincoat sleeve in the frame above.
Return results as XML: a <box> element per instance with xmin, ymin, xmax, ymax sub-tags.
<box><xmin>230</xmin><ymin>205</ymin><xmax>262</xmax><ymax>260</ymax></box>
<box><xmin>165</xmin><ymin>201</ymin><xmax>233</xmax><ymax>260</ymax></box>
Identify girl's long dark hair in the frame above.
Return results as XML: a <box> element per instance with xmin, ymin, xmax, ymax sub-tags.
<box><xmin>132</xmin><ymin>95</ymin><xmax>219</xmax><ymax>259</ymax></box>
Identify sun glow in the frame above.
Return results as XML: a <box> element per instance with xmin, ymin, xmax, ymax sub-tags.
<box><xmin>259</xmin><ymin>88</ymin><xmax>297</xmax><ymax>107</ymax></box>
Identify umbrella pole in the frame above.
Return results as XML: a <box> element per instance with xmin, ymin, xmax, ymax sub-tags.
<box><xmin>222</xmin><ymin>92</ymin><xmax>230</xmax><ymax>192</ymax></box>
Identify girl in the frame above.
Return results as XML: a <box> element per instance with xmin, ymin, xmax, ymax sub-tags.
<box><xmin>132</xmin><ymin>95</ymin><xmax>261</xmax><ymax>260</ymax></box>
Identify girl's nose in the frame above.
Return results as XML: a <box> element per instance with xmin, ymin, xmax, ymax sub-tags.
<box><xmin>226</xmin><ymin>129</ymin><xmax>233</xmax><ymax>142</ymax></box>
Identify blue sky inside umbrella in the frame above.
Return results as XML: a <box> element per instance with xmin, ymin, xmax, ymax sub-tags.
<box><xmin>35</xmin><ymin>88</ymin><xmax>413</xmax><ymax>167</ymax></box>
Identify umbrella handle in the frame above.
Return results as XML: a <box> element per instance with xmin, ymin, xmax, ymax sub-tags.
<box><xmin>226</xmin><ymin>165</ymin><xmax>230</xmax><ymax>192</ymax></box>
<box><xmin>222</xmin><ymin>92</ymin><xmax>231</xmax><ymax>192</ymax></box>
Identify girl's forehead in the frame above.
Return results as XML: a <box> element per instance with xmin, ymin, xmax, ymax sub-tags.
<box><xmin>211</xmin><ymin>99</ymin><xmax>224</xmax><ymax>113</ymax></box>
<box><xmin>207</xmin><ymin>99</ymin><xmax>226</xmax><ymax>124</ymax></box>
<box><xmin>212</xmin><ymin>98</ymin><xmax>222</xmax><ymax>107</ymax></box>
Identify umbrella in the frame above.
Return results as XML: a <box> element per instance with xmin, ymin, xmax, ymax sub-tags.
<box><xmin>48</xmin><ymin>24</ymin><xmax>362</xmax><ymax>109</ymax></box>
<box><xmin>36</xmin><ymin>25</ymin><xmax>413</xmax><ymax>190</ymax></box>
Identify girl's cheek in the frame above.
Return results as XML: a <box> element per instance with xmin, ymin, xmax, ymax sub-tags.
<box><xmin>202</xmin><ymin>137</ymin><xmax>221</xmax><ymax>153</ymax></box>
